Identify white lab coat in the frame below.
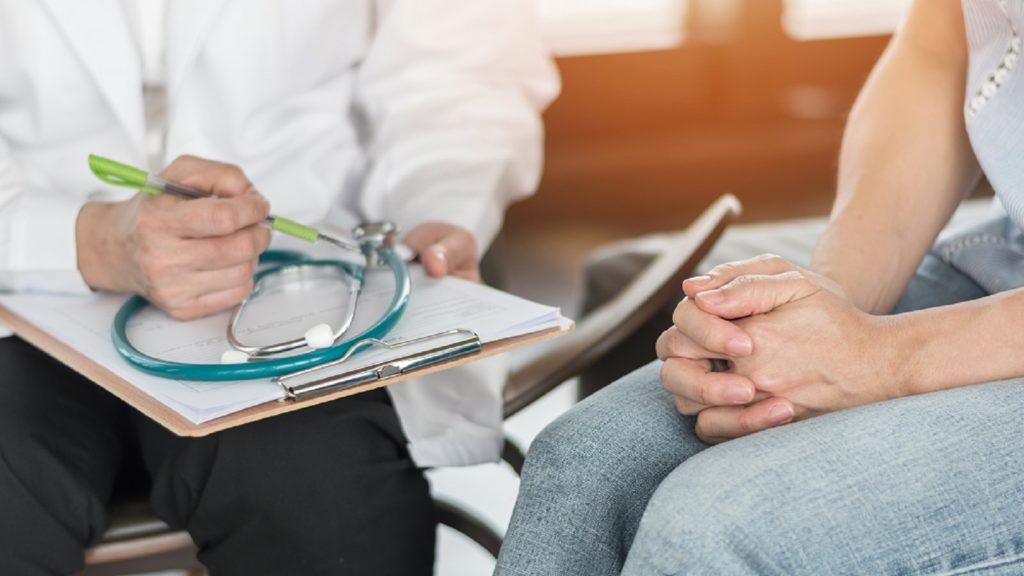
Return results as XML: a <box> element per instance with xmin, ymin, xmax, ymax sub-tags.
<box><xmin>0</xmin><ymin>0</ymin><xmax>559</xmax><ymax>467</ymax></box>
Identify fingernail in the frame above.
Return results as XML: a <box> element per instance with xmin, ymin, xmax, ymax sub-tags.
<box><xmin>725</xmin><ymin>385</ymin><xmax>754</xmax><ymax>404</ymax></box>
<box><xmin>431</xmin><ymin>245</ymin><xmax>446</xmax><ymax>262</ymax></box>
<box><xmin>726</xmin><ymin>336</ymin><xmax>752</xmax><ymax>356</ymax></box>
<box><xmin>769</xmin><ymin>404</ymin><xmax>794</xmax><ymax>425</ymax></box>
<box><xmin>687</xmin><ymin>275</ymin><xmax>712</xmax><ymax>285</ymax></box>
<box><xmin>698</xmin><ymin>289</ymin><xmax>725</xmax><ymax>305</ymax></box>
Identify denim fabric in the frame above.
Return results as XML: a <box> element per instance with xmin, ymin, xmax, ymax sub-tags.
<box><xmin>928</xmin><ymin>214</ymin><xmax>1024</xmax><ymax>295</ymax></box>
<box><xmin>495</xmin><ymin>216</ymin><xmax>1024</xmax><ymax>576</ymax></box>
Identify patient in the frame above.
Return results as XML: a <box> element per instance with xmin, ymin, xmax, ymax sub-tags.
<box><xmin>496</xmin><ymin>1</ymin><xmax>1024</xmax><ymax>574</ymax></box>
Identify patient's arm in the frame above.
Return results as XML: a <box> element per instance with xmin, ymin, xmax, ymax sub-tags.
<box><xmin>811</xmin><ymin>0</ymin><xmax>979</xmax><ymax>314</ymax></box>
<box><xmin>657</xmin><ymin>0</ymin><xmax>994</xmax><ymax>442</ymax></box>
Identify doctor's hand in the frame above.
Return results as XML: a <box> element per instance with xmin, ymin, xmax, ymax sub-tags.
<box><xmin>403</xmin><ymin>222</ymin><xmax>481</xmax><ymax>282</ymax></box>
<box><xmin>77</xmin><ymin>155</ymin><xmax>271</xmax><ymax>321</ymax></box>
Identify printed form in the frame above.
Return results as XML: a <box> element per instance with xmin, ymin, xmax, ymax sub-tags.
<box><xmin>0</xmin><ymin>265</ymin><xmax>562</xmax><ymax>424</ymax></box>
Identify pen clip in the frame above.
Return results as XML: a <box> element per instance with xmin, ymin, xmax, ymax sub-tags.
<box><xmin>88</xmin><ymin>154</ymin><xmax>161</xmax><ymax>195</ymax></box>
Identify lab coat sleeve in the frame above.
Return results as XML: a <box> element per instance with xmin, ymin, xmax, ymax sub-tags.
<box><xmin>353</xmin><ymin>0</ymin><xmax>560</xmax><ymax>252</ymax></box>
<box><xmin>0</xmin><ymin>138</ymin><xmax>92</xmax><ymax>294</ymax></box>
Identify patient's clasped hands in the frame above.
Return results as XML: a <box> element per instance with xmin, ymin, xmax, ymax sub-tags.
<box><xmin>657</xmin><ymin>254</ymin><xmax>902</xmax><ymax>444</ymax></box>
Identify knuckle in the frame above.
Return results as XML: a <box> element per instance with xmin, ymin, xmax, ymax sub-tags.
<box><xmin>778</xmin><ymin>269</ymin><xmax>805</xmax><ymax>282</ymax></box>
<box><xmin>742</xmin><ymin>321</ymin><xmax>770</xmax><ymax>346</ymax></box>
<box><xmin>148</xmin><ymin>285</ymin><xmax>174</xmax><ymax>308</ymax></box>
<box><xmin>728</xmin><ymin>274</ymin><xmax>754</xmax><ymax>289</ymax></box>
<box><xmin>135</xmin><ymin>210</ymin><xmax>162</xmax><ymax>235</ymax></box>
<box><xmin>139</xmin><ymin>259</ymin><xmax>166</xmax><ymax>285</ymax></box>
<box><xmin>257</xmin><ymin>226</ymin><xmax>272</xmax><ymax>251</ymax></box>
<box><xmin>659</xmin><ymin>359</ymin><xmax>680</xmax><ymax>392</ymax></box>
<box><xmin>709</xmin><ymin>262</ymin><xmax>736</xmax><ymax>279</ymax></box>
<box><xmin>698</xmin><ymin>376</ymin><xmax>713</xmax><ymax>405</ymax></box>
<box><xmin>696</xmin><ymin>316</ymin><xmax>718</xmax><ymax>348</ymax></box>
<box><xmin>672</xmin><ymin>396</ymin><xmax>688</xmax><ymax>415</ymax></box>
<box><xmin>694</xmin><ymin>416</ymin><xmax>714</xmax><ymax>443</ymax></box>
<box><xmin>249</xmin><ymin>229</ymin><xmax>267</xmax><ymax>256</ymax></box>
<box><xmin>223</xmin><ymin>164</ymin><xmax>251</xmax><ymax>193</ymax></box>
<box><xmin>738</xmin><ymin>410</ymin><xmax>758</xmax><ymax>434</ymax></box>
<box><xmin>659</xmin><ymin>360</ymin><xmax>673</xmax><ymax>387</ymax></box>
<box><xmin>209</xmin><ymin>205</ymin><xmax>239</xmax><ymax>232</ymax></box>
<box><xmin>240</xmin><ymin>266</ymin><xmax>256</xmax><ymax>286</ymax></box>
<box><xmin>754</xmin><ymin>371</ymin><xmax>783</xmax><ymax>393</ymax></box>
<box><xmin>232</xmin><ymin>282</ymin><xmax>253</xmax><ymax>304</ymax></box>
<box><xmin>166</xmin><ymin>306</ymin><xmax>196</xmax><ymax>322</ymax></box>
<box><xmin>655</xmin><ymin>330</ymin><xmax>670</xmax><ymax>359</ymax></box>
<box><xmin>234</xmin><ymin>234</ymin><xmax>258</xmax><ymax>261</ymax></box>
<box><xmin>240</xmin><ymin>260</ymin><xmax>257</xmax><ymax>279</ymax></box>
<box><xmin>671</xmin><ymin>299</ymin><xmax>690</xmax><ymax>328</ymax></box>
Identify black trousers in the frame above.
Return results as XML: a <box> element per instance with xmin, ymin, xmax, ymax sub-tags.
<box><xmin>0</xmin><ymin>337</ymin><xmax>436</xmax><ymax>576</ymax></box>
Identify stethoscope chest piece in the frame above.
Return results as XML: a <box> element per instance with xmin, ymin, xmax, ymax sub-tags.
<box><xmin>353</xmin><ymin>221</ymin><xmax>399</xmax><ymax>268</ymax></box>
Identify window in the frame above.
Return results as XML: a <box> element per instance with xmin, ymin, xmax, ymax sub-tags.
<box><xmin>538</xmin><ymin>0</ymin><xmax>689</xmax><ymax>57</ymax></box>
<box><xmin>783</xmin><ymin>0</ymin><xmax>912</xmax><ymax>41</ymax></box>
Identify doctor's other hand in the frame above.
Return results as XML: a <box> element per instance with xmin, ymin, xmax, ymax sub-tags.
<box><xmin>76</xmin><ymin>155</ymin><xmax>272</xmax><ymax>321</ymax></box>
<box><xmin>403</xmin><ymin>222</ymin><xmax>481</xmax><ymax>282</ymax></box>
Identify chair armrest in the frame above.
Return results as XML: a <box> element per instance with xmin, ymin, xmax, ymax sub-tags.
<box><xmin>503</xmin><ymin>194</ymin><xmax>742</xmax><ymax>418</ymax></box>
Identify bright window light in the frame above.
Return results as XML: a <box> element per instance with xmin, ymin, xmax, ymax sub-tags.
<box><xmin>783</xmin><ymin>0</ymin><xmax>912</xmax><ymax>41</ymax></box>
<box><xmin>538</xmin><ymin>0</ymin><xmax>688</xmax><ymax>57</ymax></box>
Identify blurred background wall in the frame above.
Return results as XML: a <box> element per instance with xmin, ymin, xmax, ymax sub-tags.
<box><xmin>498</xmin><ymin>0</ymin><xmax>907</xmax><ymax>305</ymax></box>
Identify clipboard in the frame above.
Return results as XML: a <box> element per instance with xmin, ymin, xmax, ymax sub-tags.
<box><xmin>0</xmin><ymin>302</ymin><xmax>572</xmax><ymax>436</ymax></box>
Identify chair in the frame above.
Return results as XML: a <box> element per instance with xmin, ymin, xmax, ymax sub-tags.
<box><xmin>77</xmin><ymin>195</ymin><xmax>742</xmax><ymax>574</ymax></box>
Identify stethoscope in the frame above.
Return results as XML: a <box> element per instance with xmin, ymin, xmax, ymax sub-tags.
<box><xmin>112</xmin><ymin>221</ymin><xmax>411</xmax><ymax>381</ymax></box>
<box><xmin>88</xmin><ymin>155</ymin><xmax>413</xmax><ymax>382</ymax></box>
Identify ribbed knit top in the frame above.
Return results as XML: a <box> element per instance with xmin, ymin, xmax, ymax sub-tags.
<box><xmin>963</xmin><ymin>0</ymin><xmax>1024</xmax><ymax>230</ymax></box>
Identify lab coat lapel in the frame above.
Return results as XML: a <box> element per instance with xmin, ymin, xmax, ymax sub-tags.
<box><xmin>165</xmin><ymin>0</ymin><xmax>230</xmax><ymax>98</ymax></box>
<box><xmin>39</xmin><ymin>0</ymin><xmax>145</xmax><ymax>154</ymax></box>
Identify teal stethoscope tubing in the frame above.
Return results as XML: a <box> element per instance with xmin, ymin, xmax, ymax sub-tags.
<box><xmin>111</xmin><ymin>249</ymin><xmax>411</xmax><ymax>381</ymax></box>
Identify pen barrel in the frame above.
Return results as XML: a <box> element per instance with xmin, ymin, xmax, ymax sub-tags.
<box><xmin>145</xmin><ymin>175</ymin><xmax>209</xmax><ymax>199</ymax></box>
<box><xmin>270</xmin><ymin>216</ymin><xmax>320</xmax><ymax>243</ymax></box>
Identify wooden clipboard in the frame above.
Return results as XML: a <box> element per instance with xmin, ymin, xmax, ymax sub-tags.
<box><xmin>0</xmin><ymin>302</ymin><xmax>573</xmax><ymax>437</ymax></box>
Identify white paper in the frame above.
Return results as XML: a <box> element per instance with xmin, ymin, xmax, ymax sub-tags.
<box><xmin>0</xmin><ymin>264</ymin><xmax>561</xmax><ymax>424</ymax></box>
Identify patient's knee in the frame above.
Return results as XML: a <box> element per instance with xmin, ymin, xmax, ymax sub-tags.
<box><xmin>527</xmin><ymin>362</ymin><xmax>697</xmax><ymax>475</ymax></box>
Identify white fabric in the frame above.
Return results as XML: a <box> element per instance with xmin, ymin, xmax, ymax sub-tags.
<box><xmin>0</xmin><ymin>0</ymin><xmax>559</xmax><ymax>466</ymax></box>
<box><xmin>119</xmin><ymin>0</ymin><xmax>168</xmax><ymax>172</ymax></box>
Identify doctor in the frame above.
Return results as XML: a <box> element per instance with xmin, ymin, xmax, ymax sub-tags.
<box><xmin>0</xmin><ymin>1</ymin><xmax>558</xmax><ymax>575</ymax></box>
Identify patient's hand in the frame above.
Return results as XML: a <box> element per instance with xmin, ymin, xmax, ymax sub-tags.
<box><xmin>403</xmin><ymin>222</ymin><xmax>481</xmax><ymax>282</ymax></box>
<box><xmin>659</xmin><ymin>255</ymin><xmax>899</xmax><ymax>444</ymax></box>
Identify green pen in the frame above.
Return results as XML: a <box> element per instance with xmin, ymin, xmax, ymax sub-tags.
<box><xmin>87</xmin><ymin>154</ymin><xmax>360</xmax><ymax>251</ymax></box>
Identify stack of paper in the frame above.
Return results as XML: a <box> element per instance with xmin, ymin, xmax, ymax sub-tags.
<box><xmin>0</xmin><ymin>265</ymin><xmax>562</xmax><ymax>424</ymax></box>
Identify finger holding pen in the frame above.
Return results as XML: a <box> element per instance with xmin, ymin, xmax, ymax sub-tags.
<box><xmin>77</xmin><ymin>155</ymin><xmax>271</xmax><ymax>321</ymax></box>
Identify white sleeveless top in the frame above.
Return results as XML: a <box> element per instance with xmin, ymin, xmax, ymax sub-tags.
<box><xmin>962</xmin><ymin>0</ymin><xmax>1024</xmax><ymax>231</ymax></box>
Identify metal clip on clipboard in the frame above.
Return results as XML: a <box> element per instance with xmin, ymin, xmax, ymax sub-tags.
<box><xmin>274</xmin><ymin>329</ymin><xmax>482</xmax><ymax>402</ymax></box>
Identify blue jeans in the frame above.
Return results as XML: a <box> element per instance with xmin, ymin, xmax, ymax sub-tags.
<box><xmin>495</xmin><ymin>216</ymin><xmax>1024</xmax><ymax>575</ymax></box>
